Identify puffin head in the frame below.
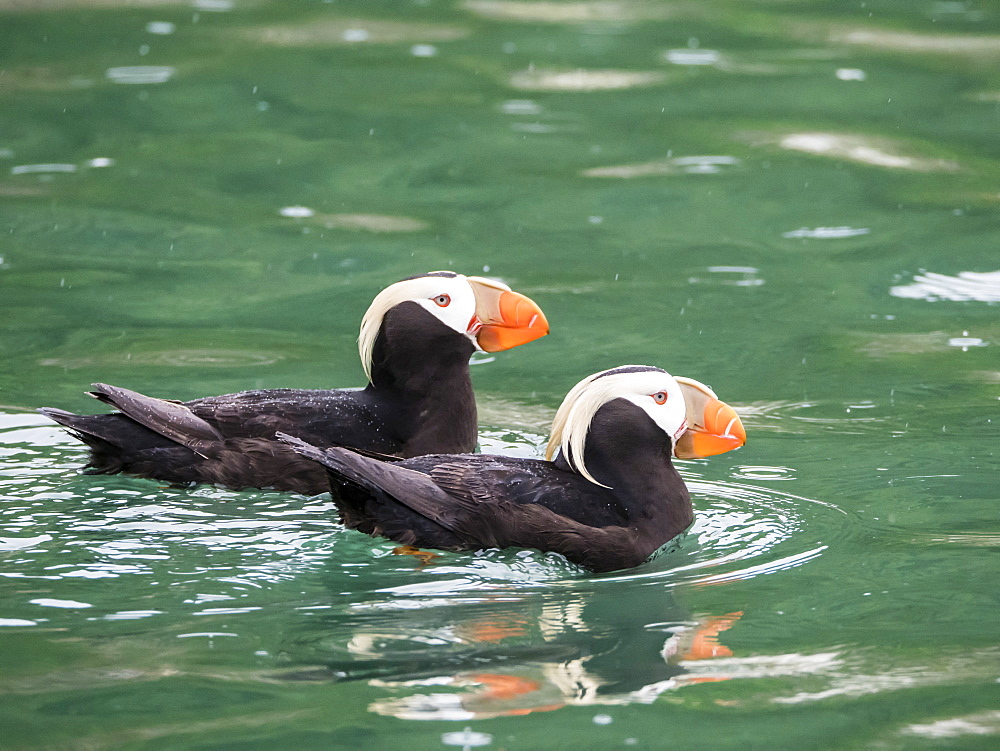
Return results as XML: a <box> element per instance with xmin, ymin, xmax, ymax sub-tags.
<box><xmin>545</xmin><ymin>365</ymin><xmax>746</xmax><ymax>486</ymax></box>
<box><xmin>358</xmin><ymin>271</ymin><xmax>549</xmax><ymax>382</ymax></box>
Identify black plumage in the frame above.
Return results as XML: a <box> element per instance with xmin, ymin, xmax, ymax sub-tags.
<box><xmin>281</xmin><ymin>365</ymin><xmax>747</xmax><ymax>572</ymax></box>
<box><xmin>39</xmin><ymin>274</ymin><xmax>548</xmax><ymax>494</ymax></box>
<box><xmin>281</xmin><ymin>399</ymin><xmax>697</xmax><ymax>573</ymax></box>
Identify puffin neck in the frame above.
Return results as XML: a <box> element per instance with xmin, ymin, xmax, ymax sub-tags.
<box><xmin>570</xmin><ymin>400</ymin><xmax>693</xmax><ymax>532</ymax></box>
<box><xmin>366</xmin><ymin>302</ymin><xmax>476</xmax><ymax>396</ymax></box>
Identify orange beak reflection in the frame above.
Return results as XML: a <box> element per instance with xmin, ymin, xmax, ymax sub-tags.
<box><xmin>673</xmin><ymin>376</ymin><xmax>746</xmax><ymax>459</ymax></box>
<box><xmin>469</xmin><ymin>278</ymin><xmax>549</xmax><ymax>353</ymax></box>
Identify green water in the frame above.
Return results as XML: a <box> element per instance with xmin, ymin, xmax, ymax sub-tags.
<box><xmin>2</xmin><ymin>0</ymin><xmax>999</xmax><ymax>747</ymax></box>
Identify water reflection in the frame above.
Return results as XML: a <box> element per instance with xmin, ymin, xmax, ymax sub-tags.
<box><xmin>462</xmin><ymin>0</ymin><xmax>674</xmax><ymax>24</ymax></box>
<box><xmin>247</xmin><ymin>18</ymin><xmax>469</xmax><ymax>46</ymax></box>
<box><xmin>3</xmin><ymin>407</ymin><xmax>841</xmax><ymax>714</ymax></box>
<box><xmin>583</xmin><ymin>155</ymin><xmax>740</xmax><ymax>178</ymax></box>
<box><xmin>10</xmin><ymin>163</ymin><xmax>77</xmax><ymax>175</ymax></box>
<box><xmin>826</xmin><ymin>27</ymin><xmax>1000</xmax><ymax>56</ymax></box>
<box><xmin>776</xmin><ymin>132</ymin><xmax>959</xmax><ymax>171</ymax></box>
<box><xmin>145</xmin><ymin>21</ymin><xmax>176</xmax><ymax>35</ymax></box>
<box><xmin>904</xmin><ymin>711</ymin><xmax>1000</xmax><ymax>740</ymax></box>
<box><xmin>104</xmin><ymin>66</ymin><xmax>176</xmax><ymax>85</ymax></box>
<box><xmin>857</xmin><ymin>331</ymin><xmax>992</xmax><ymax>358</ymax></box>
<box><xmin>267</xmin><ymin>455</ymin><xmax>843</xmax><ymax>718</ymax></box>
<box><xmin>292</xmin><ymin>579</ymin><xmax>745</xmax><ymax>719</ymax></box>
<box><xmin>890</xmin><ymin>270</ymin><xmax>1000</xmax><ymax>303</ymax></box>
<box><xmin>509</xmin><ymin>69</ymin><xmax>669</xmax><ymax>91</ymax></box>
<box><xmin>781</xmin><ymin>226</ymin><xmax>869</xmax><ymax>240</ymax></box>
<box><xmin>663</xmin><ymin>49</ymin><xmax>721</xmax><ymax>66</ymax></box>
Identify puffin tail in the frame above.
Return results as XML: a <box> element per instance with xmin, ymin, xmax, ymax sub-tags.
<box><xmin>38</xmin><ymin>383</ymin><xmax>219</xmax><ymax>473</ymax></box>
<box><xmin>37</xmin><ymin>407</ymin><xmax>133</xmax><ymax>473</ymax></box>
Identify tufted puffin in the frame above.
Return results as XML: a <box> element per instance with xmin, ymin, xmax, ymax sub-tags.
<box><xmin>39</xmin><ymin>272</ymin><xmax>549</xmax><ymax>494</ymax></box>
<box><xmin>279</xmin><ymin>365</ymin><xmax>745</xmax><ymax>573</ymax></box>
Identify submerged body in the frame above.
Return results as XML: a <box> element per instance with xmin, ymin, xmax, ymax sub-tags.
<box><xmin>39</xmin><ymin>273</ymin><xmax>548</xmax><ymax>494</ymax></box>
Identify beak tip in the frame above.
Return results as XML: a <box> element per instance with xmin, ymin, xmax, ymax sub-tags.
<box><xmin>474</xmin><ymin>290</ymin><xmax>549</xmax><ymax>351</ymax></box>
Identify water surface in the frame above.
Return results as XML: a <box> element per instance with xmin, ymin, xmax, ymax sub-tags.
<box><xmin>1</xmin><ymin>0</ymin><xmax>998</xmax><ymax>748</ymax></box>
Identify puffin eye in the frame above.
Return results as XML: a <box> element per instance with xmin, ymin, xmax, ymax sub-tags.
<box><xmin>433</xmin><ymin>294</ymin><xmax>451</xmax><ymax>307</ymax></box>
<box><xmin>652</xmin><ymin>391</ymin><xmax>668</xmax><ymax>405</ymax></box>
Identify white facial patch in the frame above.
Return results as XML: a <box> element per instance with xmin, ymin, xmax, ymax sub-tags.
<box><xmin>618</xmin><ymin>373</ymin><xmax>688</xmax><ymax>441</ymax></box>
<box><xmin>409</xmin><ymin>275</ymin><xmax>479</xmax><ymax>337</ymax></box>
<box><xmin>546</xmin><ymin>367</ymin><xmax>688</xmax><ymax>486</ymax></box>
<box><xmin>358</xmin><ymin>274</ymin><xmax>479</xmax><ymax>381</ymax></box>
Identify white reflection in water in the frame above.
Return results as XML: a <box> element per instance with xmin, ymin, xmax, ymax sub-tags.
<box><xmin>0</xmin><ymin>534</ymin><xmax>52</xmax><ymax>551</ymax></box>
<box><xmin>510</xmin><ymin>122</ymin><xmax>560</xmax><ymax>134</ymax></box>
<box><xmin>105</xmin><ymin>66</ymin><xmax>175</xmax><ymax>84</ymax></box>
<box><xmin>463</xmin><ymin>0</ymin><xmax>673</xmax><ymax>23</ymax></box>
<box><xmin>442</xmin><ymin>727</ymin><xmax>492</xmax><ymax>747</ymax></box>
<box><xmin>948</xmin><ymin>336</ymin><xmax>987</xmax><ymax>351</ymax></box>
<box><xmin>342</xmin><ymin>29</ymin><xmax>370</xmax><ymax>42</ymax></box>
<box><xmin>890</xmin><ymin>270</ymin><xmax>1000</xmax><ymax>303</ymax></box>
<box><xmin>688</xmin><ymin>266</ymin><xmax>762</xmax><ymax>287</ymax></box>
<box><xmin>664</xmin><ymin>49</ymin><xmax>720</xmax><ymax>66</ymax></box>
<box><xmin>778</xmin><ymin>132</ymin><xmax>958</xmax><ymax>171</ymax></box>
<box><xmin>509</xmin><ymin>69</ymin><xmax>668</xmax><ymax>91</ymax></box>
<box><xmin>146</xmin><ymin>21</ymin><xmax>176</xmax><ymax>35</ymax></box>
<box><xmin>100</xmin><ymin>610</ymin><xmax>163</xmax><ymax>621</ymax></box>
<box><xmin>11</xmin><ymin>163</ymin><xmax>77</xmax><ymax>175</ymax></box>
<box><xmin>903</xmin><ymin>711</ymin><xmax>1000</xmax><ymax>739</ymax></box>
<box><xmin>363</xmin><ymin>609</ymin><xmax>747</xmax><ymax>718</ymax></box>
<box><xmin>500</xmin><ymin>99</ymin><xmax>542</xmax><ymax>115</ymax></box>
<box><xmin>782</xmin><ymin>226</ymin><xmax>870</xmax><ymax>239</ymax></box>
<box><xmin>828</xmin><ymin>27</ymin><xmax>1000</xmax><ymax>55</ymax></box>
<box><xmin>584</xmin><ymin>155</ymin><xmax>740</xmax><ymax>178</ymax></box>
<box><xmin>250</xmin><ymin>19</ymin><xmax>469</xmax><ymax>47</ymax></box>
<box><xmin>835</xmin><ymin>68</ymin><xmax>866</xmax><ymax>81</ymax></box>
<box><xmin>193</xmin><ymin>0</ymin><xmax>234</xmax><ymax>11</ymax></box>
<box><xmin>30</xmin><ymin>598</ymin><xmax>92</xmax><ymax>609</ymax></box>
<box><xmin>293</xmin><ymin>213</ymin><xmax>430</xmax><ymax>232</ymax></box>
<box><xmin>367</xmin><ymin>640</ymin><xmax>1000</xmax><ymax>720</ymax></box>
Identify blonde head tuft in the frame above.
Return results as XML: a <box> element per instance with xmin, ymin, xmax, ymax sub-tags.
<box><xmin>545</xmin><ymin>366</ymin><xmax>685</xmax><ymax>487</ymax></box>
<box><xmin>358</xmin><ymin>273</ymin><xmax>473</xmax><ymax>383</ymax></box>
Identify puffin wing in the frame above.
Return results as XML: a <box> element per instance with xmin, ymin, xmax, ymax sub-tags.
<box><xmin>419</xmin><ymin>470</ymin><xmax>642</xmax><ymax>572</ymax></box>
<box><xmin>277</xmin><ymin>434</ymin><xmax>462</xmax><ymax>532</ymax></box>
<box><xmin>188</xmin><ymin>388</ymin><xmax>400</xmax><ymax>453</ymax></box>
<box><xmin>88</xmin><ymin>383</ymin><xmax>223</xmax><ymax>455</ymax></box>
<box><xmin>282</xmin><ymin>436</ymin><xmax>641</xmax><ymax>571</ymax></box>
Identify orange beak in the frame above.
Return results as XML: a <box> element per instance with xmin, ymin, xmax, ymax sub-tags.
<box><xmin>673</xmin><ymin>376</ymin><xmax>746</xmax><ymax>459</ymax></box>
<box><xmin>468</xmin><ymin>277</ymin><xmax>549</xmax><ymax>353</ymax></box>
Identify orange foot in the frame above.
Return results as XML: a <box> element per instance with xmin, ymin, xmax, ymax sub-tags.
<box><xmin>391</xmin><ymin>545</ymin><xmax>441</xmax><ymax>567</ymax></box>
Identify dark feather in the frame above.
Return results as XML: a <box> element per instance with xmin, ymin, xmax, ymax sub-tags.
<box><xmin>40</xmin><ymin>303</ymin><xmax>478</xmax><ymax>494</ymax></box>
<box><xmin>279</xmin><ymin>400</ymin><xmax>695</xmax><ymax>573</ymax></box>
